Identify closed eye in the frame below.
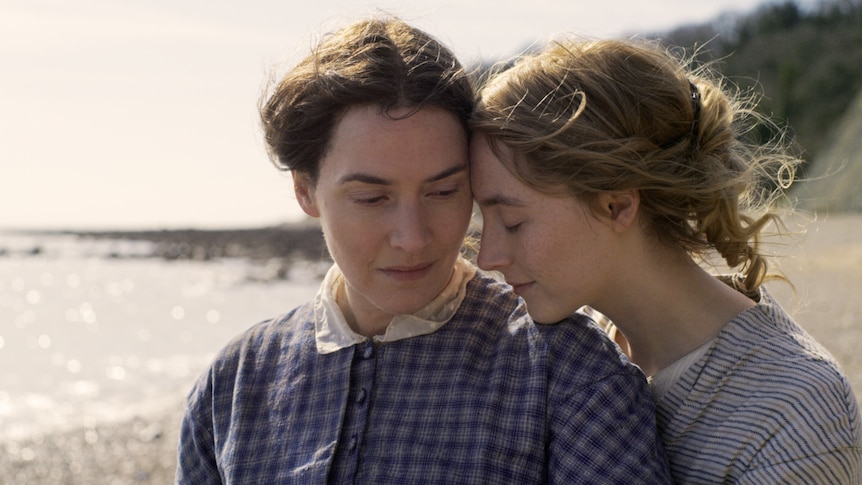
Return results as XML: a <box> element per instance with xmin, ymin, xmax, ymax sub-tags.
<box><xmin>353</xmin><ymin>194</ymin><xmax>389</xmax><ymax>206</ymax></box>
<box><xmin>428</xmin><ymin>187</ymin><xmax>460</xmax><ymax>198</ymax></box>
<box><xmin>505</xmin><ymin>222</ymin><xmax>522</xmax><ymax>233</ymax></box>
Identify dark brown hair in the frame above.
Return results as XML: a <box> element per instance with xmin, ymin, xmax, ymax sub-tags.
<box><xmin>260</xmin><ymin>16</ymin><xmax>473</xmax><ymax>185</ymax></box>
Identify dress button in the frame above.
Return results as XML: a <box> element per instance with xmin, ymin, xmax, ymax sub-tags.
<box><xmin>348</xmin><ymin>435</ymin><xmax>358</xmax><ymax>451</ymax></box>
<box><xmin>356</xmin><ymin>388</ymin><xmax>367</xmax><ymax>404</ymax></box>
<box><xmin>362</xmin><ymin>344</ymin><xmax>374</xmax><ymax>359</ymax></box>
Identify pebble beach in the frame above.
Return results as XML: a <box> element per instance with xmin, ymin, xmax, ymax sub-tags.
<box><xmin>1</xmin><ymin>212</ymin><xmax>860</xmax><ymax>484</ymax></box>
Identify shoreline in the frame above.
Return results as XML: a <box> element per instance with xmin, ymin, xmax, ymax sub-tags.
<box><xmin>55</xmin><ymin>222</ymin><xmax>327</xmax><ymax>263</ymax></box>
<box><xmin>1</xmin><ymin>213</ymin><xmax>859</xmax><ymax>483</ymax></box>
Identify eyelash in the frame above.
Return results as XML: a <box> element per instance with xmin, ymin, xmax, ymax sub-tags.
<box><xmin>504</xmin><ymin>222</ymin><xmax>522</xmax><ymax>234</ymax></box>
<box><xmin>430</xmin><ymin>187</ymin><xmax>459</xmax><ymax>198</ymax></box>
<box><xmin>354</xmin><ymin>195</ymin><xmax>388</xmax><ymax>206</ymax></box>
<box><xmin>352</xmin><ymin>187</ymin><xmax>459</xmax><ymax>205</ymax></box>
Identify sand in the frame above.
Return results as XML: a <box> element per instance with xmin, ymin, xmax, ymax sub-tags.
<box><xmin>1</xmin><ymin>213</ymin><xmax>859</xmax><ymax>484</ymax></box>
<box><xmin>0</xmin><ymin>404</ymin><xmax>183</xmax><ymax>484</ymax></box>
<box><xmin>764</xmin><ymin>212</ymin><xmax>862</xmax><ymax>398</ymax></box>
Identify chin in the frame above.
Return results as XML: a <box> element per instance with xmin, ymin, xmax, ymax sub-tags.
<box><xmin>531</xmin><ymin>315</ymin><xmax>568</xmax><ymax>325</ymax></box>
<box><xmin>525</xmin><ymin>304</ymin><xmax>569</xmax><ymax>325</ymax></box>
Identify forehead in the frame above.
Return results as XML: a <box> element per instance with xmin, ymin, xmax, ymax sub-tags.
<box><xmin>320</xmin><ymin>104</ymin><xmax>468</xmax><ymax>183</ymax></box>
<box><xmin>470</xmin><ymin>135</ymin><xmax>526</xmax><ymax>201</ymax></box>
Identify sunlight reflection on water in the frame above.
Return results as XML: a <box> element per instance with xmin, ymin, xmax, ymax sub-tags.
<box><xmin>0</xmin><ymin>232</ymin><xmax>321</xmax><ymax>442</ymax></box>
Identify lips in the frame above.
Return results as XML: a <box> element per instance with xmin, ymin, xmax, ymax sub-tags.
<box><xmin>508</xmin><ymin>281</ymin><xmax>534</xmax><ymax>296</ymax></box>
<box><xmin>380</xmin><ymin>262</ymin><xmax>434</xmax><ymax>282</ymax></box>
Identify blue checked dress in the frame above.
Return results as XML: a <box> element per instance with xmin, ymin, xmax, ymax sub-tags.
<box><xmin>176</xmin><ymin>271</ymin><xmax>671</xmax><ymax>484</ymax></box>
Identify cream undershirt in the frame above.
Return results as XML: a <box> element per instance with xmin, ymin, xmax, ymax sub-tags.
<box><xmin>596</xmin><ymin>309</ymin><xmax>717</xmax><ymax>401</ymax></box>
<box><xmin>648</xmin><ymin>338</ymin><xmax>714</xmax><ymax>401</ymax></box>
<box><xmin>314</xmin><ymin>257</ymin><xmax>476</xmax><ymax>354</ymax></box>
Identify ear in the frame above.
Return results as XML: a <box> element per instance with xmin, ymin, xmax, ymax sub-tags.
<box><xmin>596</xmin><ymin>190</ymin><xmax>639</xmax><ymax>232</ymax></box>
<box><xmin>293</xmin><ymin>171</ymin><xmax>320</xmax><ymax>218</ymax></box>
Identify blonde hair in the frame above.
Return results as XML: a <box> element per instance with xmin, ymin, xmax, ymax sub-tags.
<box><xmin>471</xmin><ymin>38</ymin><xmax>799</xmax><ymax>292</ymax></box>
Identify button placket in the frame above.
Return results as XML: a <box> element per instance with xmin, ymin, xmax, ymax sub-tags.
<box><xmin>327</xmin><ymin>340</ymin><xmax>378</xmax><ymax>483</ymax></box>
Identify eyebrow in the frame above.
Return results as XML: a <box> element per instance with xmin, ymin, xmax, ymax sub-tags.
<box><xmin>337</xmin><ymin>163</ymin><xmax>468</xmax><ymax>186</ymax></box>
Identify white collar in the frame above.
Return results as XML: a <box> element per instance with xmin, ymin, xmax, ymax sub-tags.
<box><xmin>314</xmin><ymin>257</ymin><xmax>476</xmax><ymax>354</ymax></box>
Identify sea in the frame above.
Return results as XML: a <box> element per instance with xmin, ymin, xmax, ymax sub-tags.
<box><xmin>0</xmin><ymin>231</ymin><xmax>322</xmax><ymax>444</ymax></box>
<box><xmin>3</xmin><ymin>215</ymin><xmax>861</xmax><ymax>446</ymax></box>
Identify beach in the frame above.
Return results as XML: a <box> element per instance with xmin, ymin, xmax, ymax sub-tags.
<box><xmin>1</xmin><ymin>212</ymin><xmax>860</xmax><ymax>484</ymax></box>
<box><xmin>0</xmin><ymin>231</ymin><xmax>321</xmax><ymax>485</ymax></box>
<box><xmin>1</xmin><ymin>407</ymin><xmax>183</xmax><ymax>484</ymax></box>
<box><xmin>764</xmin><ymin>213</ymin><xmax>862</xmax><ymax>396</ymax></box>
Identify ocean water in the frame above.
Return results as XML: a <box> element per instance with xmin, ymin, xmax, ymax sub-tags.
<box><xmin>0</xmin><ymin>232</ymin><xmax>321</xmax><ymax>443</ymax></box>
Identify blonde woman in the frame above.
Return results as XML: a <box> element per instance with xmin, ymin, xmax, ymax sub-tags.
<box><xmin>470</xmin><ymin>38</ymin><xmax>862</xmax><ymax>483</ymax></box>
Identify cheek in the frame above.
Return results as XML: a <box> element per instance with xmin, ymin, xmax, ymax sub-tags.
<box><xmin>528</xmin><ymin>226</ymin><xmax>576</xmax><ymax>272</ymax></box>
<box><xmin>545</xmin><ymin>227</ymin><xmax>604</xmax><ymax>282</ymax></box>
<box><xmin>320</xmin><ymin>213</ymin><xmax>380</xmax><ymax>263</ymax></box>
<box><xmin>523</xmin><ymin>244</ymin><xmax>553</xmax><ymax>277</ymax></box>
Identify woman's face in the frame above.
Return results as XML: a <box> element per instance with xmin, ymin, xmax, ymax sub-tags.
<box><xmin>470</xmin><ymin>134</ymin><xmax>614</xmax><ymax>324</ymax></box>
<box><xmin>296</xmin><ymin>105</ymin><xmax>472</xmax><ymax>330</ymax></box>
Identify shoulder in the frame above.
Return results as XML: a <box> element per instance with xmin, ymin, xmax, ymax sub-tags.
<box><xmin>455</xmin><ymin>271</ymin><xmax>526</xmax><ymax>327</ymax></box>
<box><xmin>539</xmin><ymin>310</ymin><xmax>648</xmax><ymax>396</ymax></box>
<box><xmin>708</xmin><ymin>301</ymin><xmax>862</xmax><ymax>446</ymax></box>
<box><xmin>718</xmin><ymin>299</ymin><xmax>851</xmax><ymax>393</ymax></box>
<box><xmin>536</xmin><ymin>312</ymin><xmax>669</xmax><ymax>481</ymax></box>
<box><xmin>540</xmin><ymin>309</ymin><xmax>633</xmax><ymax>366</ymax></box>
<box><xmin>454</xmin><ymin>273</ymin><xmax>645</xmax><ymax>388</ymax></box>
<box><xmin>453</xmin><ymin>274</ymin><xmax>633</xmax><ymax>366</ymax></box>
<box><xmin>461</xmin><ymin>273</ymin><xmax>639</xmax><ymax>376</ymax></box>
<box><xmin>462</xmin><ymin>271</ymin><xmax>522</xmax><ymax>308</ymax></box>
<box><xmin>218</xmin><ymin>302</ymin><xmax>316</xmax><ymax>363</ymax></box>
<box><xmin>186</xmin><ymin>302</ymin><xmax>316</xmax><ymax>400</ymax></box>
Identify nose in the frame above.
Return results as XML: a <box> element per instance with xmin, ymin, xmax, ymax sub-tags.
<box><xmin>390</xmin><ymin>201</ymin><xmax>430</xmax><ymax>253</ymax></box>
<box><xmin>476</xmin><ymin>228</ymin><xmax>509</xmax><ymax>272</ymax></box>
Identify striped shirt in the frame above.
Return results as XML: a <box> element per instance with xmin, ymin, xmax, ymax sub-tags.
<box><xmin>657</xmin><ymin>289</ymin><xmax>862</xmax><ymax>483</ymax></box>
<box><xmin>176</xmin><ymin>269</ymin><xmax>672</xmax><ymax>484</ymax></box>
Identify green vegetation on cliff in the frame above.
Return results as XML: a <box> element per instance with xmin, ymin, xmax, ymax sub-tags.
<box><xmin>661</xmin><ymin>0</ymin><xmax>862</xmax><ymax>170</ymax></box>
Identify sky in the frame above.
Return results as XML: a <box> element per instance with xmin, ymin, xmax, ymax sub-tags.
<box><xmin>1</xmin><ymin>0</ymin><xmax>771</xmax><ymax>230</ymax></box>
